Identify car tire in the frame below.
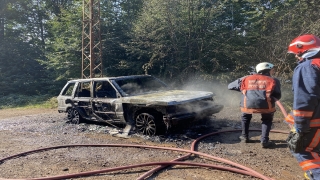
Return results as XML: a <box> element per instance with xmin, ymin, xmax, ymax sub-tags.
<box><xmin>70</xmin><ymin>108</ymin><xmax>83</xmax><ymax>124</ymax></box>
<box><xmin>135</xmin><ymin>112</ymin><xmax>166</xmax><ymax>136</ymax></box>
<box><xmin>67</xmin><ymin>108</ymin><xmax>74</xmax><ymax>121</ymax></box>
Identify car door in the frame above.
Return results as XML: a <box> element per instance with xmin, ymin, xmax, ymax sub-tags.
<box><xmin>72</xmin><ymin>80</ymin><xmax>92</xmax><ymax>115</ymax></box>
<box><xmin>92</xmin><ymin>80</ymin><xmax>120</xmax><ymax>121</ymax></box>
<box><xmin>57</xmin><ymin>81</ymin><xmax>77</xmax><ymax>113</ymax></box>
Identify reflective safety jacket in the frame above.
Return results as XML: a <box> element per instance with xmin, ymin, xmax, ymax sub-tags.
<box><xmin>284</xmin><ymin>50</ymin><xmax>320</xmax><ymax>172</ymax></box>
<box><xmin>228</xmin><ymin>73</ymin><xmax>281</xmax><ymax>114</ymax></box>
<box><xmin>285</xmin><ymin>51</ymin><xmax>320</xmax><ymax>133</ymax></box>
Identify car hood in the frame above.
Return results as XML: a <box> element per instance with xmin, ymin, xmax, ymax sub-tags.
<box><xmin>120</xmin><ymin>90</ymin><xmax>214</xmax><ymax>106</ymax></box>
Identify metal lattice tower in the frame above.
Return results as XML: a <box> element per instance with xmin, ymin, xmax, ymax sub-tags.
<box><xmin>0</xmin><ymin>18</ymin><xmax>4</xmax><ymax>42</ymax></box>
<box><xmin>82</xmin><ymin>0</ymin><xmax>102</xmax><ymax>78</ymax></box>
<box><xmin>0</xmin><ymin>1</ymin><xmax>6</xmax><ymax>42</ymax></box>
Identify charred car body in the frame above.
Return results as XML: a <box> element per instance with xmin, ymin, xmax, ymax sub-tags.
<box><xmin>57</xmin><ymin>75</ymin><xmax>223</xmax><ymax>136</ymax></box>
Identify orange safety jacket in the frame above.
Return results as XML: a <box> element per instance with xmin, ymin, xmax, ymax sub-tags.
<box><xmin>240</xmin><ymin>74</ymin><xmax>276</xmax><ymax>114</ymax></box>
<box><xmin>285</xmin><ymin>52</ymin><xmax>320</xmax><ymax>172</ymax></box>
<box><xmin>285</xmin><ymin>113</ymin><xmax>320</xmax><ymax>128</ymax></box>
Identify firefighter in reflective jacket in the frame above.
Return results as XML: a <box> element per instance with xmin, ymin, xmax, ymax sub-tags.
<box><xmin>228</xmin><ymin>62</ymin><xmax>281</xmax><ymax>148</ymax></box>
<box><xmin>286</xmin><ymin>34</ymin><xmax>320</xmax><ymax>180</ymax></box>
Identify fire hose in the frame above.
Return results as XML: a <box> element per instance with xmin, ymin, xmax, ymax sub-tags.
<box><xmin>0</xmin><ymin>100</ymin><xmax>290</xmax><ymax>180</ymax></box>
<box><xmin>137</xmin><ymin>99</ymin><xmax>290</xmax><ymax>180</ymax></box>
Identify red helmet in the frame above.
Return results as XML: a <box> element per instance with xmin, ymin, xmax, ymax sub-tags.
<box><xmin>288</xmin><ymin>34</ymin><xmax>320</xmax><ymax>56</ymax></box>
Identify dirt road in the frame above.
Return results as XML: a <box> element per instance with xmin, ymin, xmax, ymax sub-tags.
<box><xmin>0</xmin><ymin>107</ymin><xmax>304</xmax><ymax>180</ymax></box>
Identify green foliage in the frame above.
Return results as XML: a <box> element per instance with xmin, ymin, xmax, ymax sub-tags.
<box><xmin>0</xmin><ymin>94</ymin><xmax>57</xmax><ymax>109</ymax></box>
<box><xmin>44</xmin><ymin>3</ymin><xmax>83</xmax><ymax>81</ymax></box>
<box><xmin>128</xmin><ymin>0</ymin><xmax>269</xmax><ymax>83</ymax></box>
<box><xmin>100</xmin><ymin>0</ymin><xmax>145</xmax><ymax>76</ymax></box>
<box><xmin>0</xmin><ymin>0</ymin><xmax>319</xmax><ymax>113</ymax></box>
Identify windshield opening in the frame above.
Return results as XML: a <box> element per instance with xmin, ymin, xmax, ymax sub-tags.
<box><xmin>113</xmin><ymin>76</ymin><xmax>168</xmax><ymax>96</ymax></box>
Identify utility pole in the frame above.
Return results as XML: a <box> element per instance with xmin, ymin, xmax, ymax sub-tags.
<box><xmin>0</xmin><ymin>0</ymin><xmax>7</xmax><ymax>42</ymax></box>
<box><xmin>82</xmin><ymin>0</ymin><xmax>102</xmax><ymax>79</ymax></box>
<box><xmin>0</xmin><ymin>18</ymin><xmax>4</xmax><ymax>42</ymax></box>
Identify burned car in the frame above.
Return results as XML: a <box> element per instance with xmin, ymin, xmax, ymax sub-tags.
<box><xmin>57</xmin><ymin>75</ymin><xmax>223</xmax><ymax>136</ymax></box>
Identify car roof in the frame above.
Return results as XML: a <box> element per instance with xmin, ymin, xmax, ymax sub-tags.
<box><xmin>67</xmin><ymin>75</ymin><xmax>152</xmax><ymax>83</ymax></box>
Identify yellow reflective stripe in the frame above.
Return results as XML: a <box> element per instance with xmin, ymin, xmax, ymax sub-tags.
<box><xmin>293</xmin><ymin>110</ymin><xmax>313</xmax><ymax>117</ymax></box>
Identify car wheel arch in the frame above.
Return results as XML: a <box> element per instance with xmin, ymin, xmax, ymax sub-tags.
<box><xmin>67</xmin><ymin>107</ymin><xmax>86</xmax><ymax>124</ymax></box>
<box><xmin>133</xmin><ymin>108</ymin><xmax>167</xmax><ymax>136</ymax></box>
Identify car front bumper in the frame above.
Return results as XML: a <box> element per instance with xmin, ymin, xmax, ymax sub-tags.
<box><xmin>164</xmin><ymin>103</ymin><xmax>224</xmax><ymax>125</ymax></box>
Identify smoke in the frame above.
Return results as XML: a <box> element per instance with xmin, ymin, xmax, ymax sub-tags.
<box><xmin>177</xmin><ymin>77</ymin><xmax>293</xmax><ymax>112</ymax></box>
<box><xmin>178</xmin><ymin>79</ymin><xmax>241</xmax><ymax>108</ymax></box>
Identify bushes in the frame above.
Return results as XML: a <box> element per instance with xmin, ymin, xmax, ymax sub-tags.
<box><xmin>0</xmin><ymin>94</ymin><xmax>57</xmax><ymax>109</ymax></box>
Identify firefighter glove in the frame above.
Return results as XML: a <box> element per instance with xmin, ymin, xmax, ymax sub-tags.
<box><xmin>286</xmin><ymin>131</ymin><xmax>305</xmax><ymax>153</ymax></box>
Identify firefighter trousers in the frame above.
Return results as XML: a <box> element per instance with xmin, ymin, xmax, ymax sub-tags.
<box><xmin>241</xmin><ymin>113</ymin><xmax>273</xmax><ymax>143</ymax></box>
<box><xmin>291</xmin><ymin>150</ymin><xmax>320</xmax><ymax>180</ymax></box>
<box><xmin>290</xmin><ymin>128</ymin><xmax>320</xmax><ymax>180</ymax></box>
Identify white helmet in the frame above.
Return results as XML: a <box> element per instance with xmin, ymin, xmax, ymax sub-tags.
<box><xmin>255</xmin><ymin>62</ymin><xmax>274</xmax><ymax>73</ymax></box>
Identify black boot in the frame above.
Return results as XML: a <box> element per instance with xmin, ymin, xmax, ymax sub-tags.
<box><xmin>239</xmin><ymin>135</ymin><xmax>251</xmax><ymax>143</ymax></box>
<box><xmin>261</xmin><ymin>141</ymin><xmax>274</xmax><ymax>148</ymax></box>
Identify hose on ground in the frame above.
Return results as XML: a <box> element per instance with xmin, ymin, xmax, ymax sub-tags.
<box><xmin>138</xmin><ymin>99</ymin><xmax>291</xmax><ymax>180</ymax></box>
<box><xmin>0</xmin><ymin>129</ymin><xmax>290</xmax><ymax>180</ymax></box>
<box><xmin>0</xmin><ymin>100</ymin><xmax>290</xmax><ymax>180</ymax></box>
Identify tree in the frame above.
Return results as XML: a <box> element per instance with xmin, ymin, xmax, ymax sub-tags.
<box><xmin>44</xmin><ymin>2</ymin><xmax>83</xmax><ymax>83</ymax></box>
<box><xmin>100</xmin><ymin>0</ymin><xmax>145</xmax><ymax>76</ymax></box>
<box><xmin>128</xmin><ymin>0</ymin><xmax>252</xmax><ymax>83</ymax></box>
<box><xmin>0</xmin><ymin>0</ymin><xmax>50</xmax><ymax>95</ymax></box>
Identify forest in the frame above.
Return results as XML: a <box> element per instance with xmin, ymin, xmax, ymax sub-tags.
<box><xmin>0</xmin><ymin>0</ymin><xmax>318</xmax><ymax>99</ymax></box>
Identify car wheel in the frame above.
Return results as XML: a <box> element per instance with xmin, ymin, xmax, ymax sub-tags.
<box><xmin>135</xmin><ymin>112</ymin><xmax>166</xmax><ymax>136</ymax></box>
<box><xmin>67</xmin><ymin>108</ymin><xmax>74</xmax><ymax>121</ymax></box>
<box><xmin>70</xmin><ymin>109</ymin><xmax>83</xmax><ymax>124</ymax></box>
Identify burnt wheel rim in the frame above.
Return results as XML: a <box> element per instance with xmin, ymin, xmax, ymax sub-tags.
<box><xmin>71</xmin><ymin>109</ymin><xmax>80</xmax><ymax>124</ymax></box>
<box><xmin>67</xmin><ymin>108</ymin><xmax>74</xmax><ymax>121</ymax></box>
<box><xmin>136</xmin><ymin>113</ymin><xmax>156</xmax><ymax>136</ymax></box>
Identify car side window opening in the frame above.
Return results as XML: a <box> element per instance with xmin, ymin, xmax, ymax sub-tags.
<box><xmin>76</xmin><ymin>82</ymin><xmax>91</xmax><ymax>97</ymax></box>
<box><xmin>62</xmin><ymin>83</ymin><xmax>75</xmax><ymax>96</ymax></box>
<box><xmin>95</xmin><ymin>81</ymin><xmax>117</xmax><ymax>98</ymax></box>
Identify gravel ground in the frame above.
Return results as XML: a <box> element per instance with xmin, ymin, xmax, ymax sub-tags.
<box><xmin>0</xmin><ymin>107</ymin><xmax>305</xmax><ymax>180</ymax></box>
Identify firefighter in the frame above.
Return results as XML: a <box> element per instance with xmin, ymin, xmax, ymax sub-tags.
<box><xmin>285</xmin><ymin>34</ymin><xmax>320</xmax><ymax>180</ymax></box>
<box><xmin>228</xmin><ymin>62</ymin><xmax>281</xmax><ymax>148</ymax></box>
